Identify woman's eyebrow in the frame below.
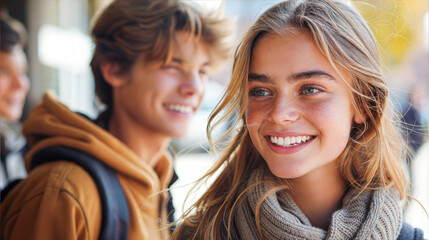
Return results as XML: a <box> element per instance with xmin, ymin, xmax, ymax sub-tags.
<box><xmin>289</xmin><ymin>70</ymin><xmax>335</xmax><ymax>82</ymax></box>
<box><xmin>248</xmin><ymin>70</ymin><xmax>335</xmax><ymax>83</ymax></box>
<box><xmin>248</xmin><ymin>73</ymin><xmax>272</xmax><ymax>83</ymax></box>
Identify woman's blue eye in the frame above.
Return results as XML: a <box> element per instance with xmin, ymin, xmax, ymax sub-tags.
<box><xmin>301</xmin><ymin>87</ymin><xmax>320</xmax><ymax>95</ymax></box>
<box><xmin>249</xmin><ymin>89</ymin><xmax>270</xmax><ymax>97</ymax></box>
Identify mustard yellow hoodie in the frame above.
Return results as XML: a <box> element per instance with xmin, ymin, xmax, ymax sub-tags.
<box><xmin>1</xmin><ymin>92</ymin><xmax>173</xmax><ymax>240</ymax></box>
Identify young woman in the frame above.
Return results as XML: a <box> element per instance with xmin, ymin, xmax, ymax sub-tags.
<box><xmin>173</xmin><ymin>0</ymin><xmax>424</xmax><ymax>239</ymax></box>
<box><xmin>1</xmin><ymin>0</ymin><xmax>232</xmax><ymax>239</ymax></box>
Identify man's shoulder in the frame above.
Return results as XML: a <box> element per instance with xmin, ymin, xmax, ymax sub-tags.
<box><xmin>3</xmin><ymin>160</ymin><xmax>99</xmax><ymax>205</ymax></box>
<box><xmin>1</xmin><ymin>160</ymin><xmax>102</xmax><ymax>240</ymax></box>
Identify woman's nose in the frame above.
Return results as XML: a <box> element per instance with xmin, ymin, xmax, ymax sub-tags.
<box><xmin>267</xmin><ymin>95</ymin><xmax>299</xmax><ymax>124</ymax></box>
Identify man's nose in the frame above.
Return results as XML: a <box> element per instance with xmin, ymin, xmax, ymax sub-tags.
<box><xmin>11</xmin><ymin>72</ymin><xmax>30</xmax><ymax>90</ymax></box>
<box><xmin>179</xmin><ymin>71</ymin><xmax>204</xmax><ymax>97</ymax></box>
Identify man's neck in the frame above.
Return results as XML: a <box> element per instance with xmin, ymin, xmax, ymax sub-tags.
<box><xmin>107</xmin><ymin>111</ymin><xmax>171</xmax><ymax>167</ymax></box>
<box><xmin>288</xmin><ymin>161</ymin><xmax>348</xmax><ymax>230</ymax></box>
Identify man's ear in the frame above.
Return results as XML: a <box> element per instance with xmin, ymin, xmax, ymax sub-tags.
<box><xmin>100</xmin><ymin>61</ymin><xmax>125</xmax><ymax>87</ymax></box>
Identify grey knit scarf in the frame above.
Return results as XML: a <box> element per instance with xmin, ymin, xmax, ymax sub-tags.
<box><xmin>235</xmin><ymin>169</ymin><xmax>402</xmax><ymax>240</ymax></box>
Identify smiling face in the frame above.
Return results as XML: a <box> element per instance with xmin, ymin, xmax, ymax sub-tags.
<box><xmin>111</xmin><ymin>31</ymin><xmax>210</xmax><ymax>138</ymax></box>
<box><xmin>0</xmin><ymin>46</ymin><xmax>30</xmax><ymax>121</ymax></box>
<box><xmin>246</xmin><ymin>32</ymin><xmax>357</xmax><ymax>180</ymax></box>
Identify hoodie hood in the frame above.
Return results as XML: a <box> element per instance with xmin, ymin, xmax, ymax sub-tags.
<box><xmin>22</xmin><ymin>91</ymin><xmax>173</xmax><ymax>191</ymax></box>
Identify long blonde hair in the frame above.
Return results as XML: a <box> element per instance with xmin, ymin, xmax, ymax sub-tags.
<box><xmin>173</xmin><ymin>0</ymin><xmax>407</xmax><ymax>239</ymax></box>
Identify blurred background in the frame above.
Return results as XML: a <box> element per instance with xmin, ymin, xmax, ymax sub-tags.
<box><xmin>1</xmin><ymin>0</ymin><xmax>428</xmax><ymax>233</ymax></box>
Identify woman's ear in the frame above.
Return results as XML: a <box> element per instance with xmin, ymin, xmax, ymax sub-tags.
<box><xmin>353</xmin><ymin>112</ymin><xmax>367</xmax><ymax>124</ymax></box>
<box><xmin>100</xmin><ymin>61</ymin><xmax>125</xmax><ymax>88</ymax></box>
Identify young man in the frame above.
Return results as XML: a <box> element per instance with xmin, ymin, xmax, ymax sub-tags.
<box><xmin>0</xmin><ymin>10</ymin><xmax>30</xmax><ymax>189</ymax></box>
<box><xmin>1</xmin><ymin>0</ymin><xmax>232</xmax><ymax>239</ymax></box>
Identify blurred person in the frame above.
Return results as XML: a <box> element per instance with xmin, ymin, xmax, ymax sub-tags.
<box><xmin>399</xmin><ymin>88</ymin><xmax>424</xmax><ymax>167</ymax></box>
<box><xmin>403</xmin><ymin>60</ymin><xmax>429</xmax><ymax>239</ymax></box>
<box><xmin>1</xmin><ymin>0</ymin><xmax>232</xmax><ymax>239</ymax></box>
<box><xmin>404</xmin><ymin>140</ymin><xmax>429</xmax><ymax>238</ymax></box>
<box><xmin>0</xmin><ymin>9</ymin><xmax>30</xmax><ymax>189</ymax></box>
<box><xmin>399</xmin><ymin>51</ymin><xmax>429</xmax><ymax>186</ymax></box>
<box><xmin>173</xmin><ymin>0</ymin><xmax>423</xmax><ymax>239</ymax></box>
<box><xmin>408</xmin><ymin>50</ymin><xmax>429</xmax><ymax>128</ymax></box>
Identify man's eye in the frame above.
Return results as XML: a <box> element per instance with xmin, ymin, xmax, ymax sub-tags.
<box><xmin>166</xmin><ymin>65</ymin><xmax>180</xmax><ymax>70</ymax></box>
<box><xmin>0</xmin><ymin>68</ymin><xmax>9</xmax><ymax>76</ymax></box>
<box><xmin>249</xmin><ymin>88</ymin><xmax>271</xmax><ymax>97</ymax></box>
<box><xmin>199</xmin><ymin>69</ymin><xmax>207</xmax><ymax>76</ymax></box>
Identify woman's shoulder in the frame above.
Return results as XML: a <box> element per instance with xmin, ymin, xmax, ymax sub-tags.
<box><xmin>397</xmin><ymin>222</ymin><xmax>424</xmax><ymax>240</ymax></box>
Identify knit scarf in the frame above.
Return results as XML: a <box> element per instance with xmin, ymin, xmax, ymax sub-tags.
<box><xmin>235</xmin><ymin>169</ymin><xmax>402</xmax><ymax>240</ymax></box>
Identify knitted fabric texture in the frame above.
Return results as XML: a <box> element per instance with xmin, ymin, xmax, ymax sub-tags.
<box><xmin>235</xmin><ymin>169</ymin><xmax>402</xmax><ymax>240</ymax></box>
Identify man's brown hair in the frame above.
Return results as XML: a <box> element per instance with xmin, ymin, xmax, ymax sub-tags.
<box><xmin>90</xmin><ymin>0</ymin><xmax>233</xmax><ymax>110</ymax></box>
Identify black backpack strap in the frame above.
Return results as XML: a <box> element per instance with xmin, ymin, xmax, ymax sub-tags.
<box><xmin>1</xmin><ymin>179</ymin><xmax>23</xmax><ymax>199</ymax></box>
<box><xmin>398</xmin><ymin>222</ymin><xmax>424</xmax><ymax>240</ymax></box>
<box><xmin>31</xmin><ymin>146</ymin><xmax>129</xmax><ymax>240</ymax></box>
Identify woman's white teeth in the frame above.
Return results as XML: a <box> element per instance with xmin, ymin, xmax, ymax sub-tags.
<box><xmin>166</xmin><ymin>104</ymin><xmax>193</xmax><ymax>114</ymax></box>
<box><xmin>270</xmin><ymin>136</ymin><xmax>312</xmax><ymax>147</ymax></box>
